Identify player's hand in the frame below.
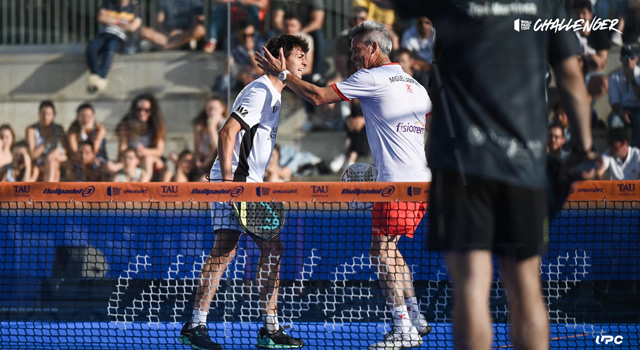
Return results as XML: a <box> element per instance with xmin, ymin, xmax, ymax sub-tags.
<box><xmin>562</xmin><ymin>149</ymin><xmax>597</xmax><ymax>182</ymax></box>
<box><xmin>255</xmin><ymin>46</ymin><xmax>286</xmax><ymax>77</ymax></box>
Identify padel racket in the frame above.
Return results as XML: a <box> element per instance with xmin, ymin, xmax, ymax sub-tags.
<box><xmin>232</xmin><ymin>201</ymin><xmax>286</xmax><ymax>240</ymax></box>
<box><xmin>341</xmin><ymin>163</ymin><xmax>378</xmax><ymax>210</ymax></box>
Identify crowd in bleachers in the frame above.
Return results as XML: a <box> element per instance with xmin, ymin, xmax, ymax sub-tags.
<box><xmin>4</xmin><ymin>0</ymin><xmax>640</xmax><ymax>182</ymax></box>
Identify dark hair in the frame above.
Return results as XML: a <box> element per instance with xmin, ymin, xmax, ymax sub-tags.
<box><xmin>11</xmin><ymin>140</ymin><xmax>29</xmax><ymax>152</ymax></box>
<box><xmin>548</xmin><ymin>123</ymin><xmax>565</xmax><ymax>137</ymax></box>
<box><xmin>116</xmin><ymin>93</ymin><xmax>166</xmax><ymax>147</ymax></box>
<box><xmin>38</xmin><ymin>100</ymin><xmax>56</xmax><ymax>115</ymax></box>
<box><xmin>351</xmin><ymin>6</ymin><xmax>368</xmax><ymax>18</ymax></box>
<box><xmin>0</xmin><ymin>124</ymin><xmax>16</xmax><ymax>148</ymax></box>
<box><xmin>68</xmin><ymin>103</ymin><xmax>96</xmax><ymax>134</ymax></box>
<box><xmin>350</xmin><ymin>99</ymin><xmax>363</xmax><ymax>117</ymax></box>
<box><xmin>391</xmin><ymin>48</ymin><xmax>412</xmax><ymax>61</ymax></box>
<box><xmin>572</xmin><ymin>0</ymin><xmax>593</xmax><ymax>13</ymax></box>
<box><xmin>78</xmin><ymin>140</ymin><xmax>94</xmax><ymax>151</ymax></box>
<box><xmin>236</xmin><ymin>18</ymin><xmax>254</xmax><ymax>32</ymax></box>
<box><xmin>609</xmin><ymin>127</ymin><xmax>631</xmax><ymax>144</ymax></box>
<box><xmin>178</xmin><ymin>149</ymin><xmax>193</xmax><ymax>160</ymax></box>
<box><xmin>284</xmin><ymin>13</ymin><xmax>301</xmax><ymax>23</ymax></box>
<box><xmin>76</xmin><ymin>103</ymin><xmax>94</xmax><ymax>114</ymax></box>
<box><xmin>265</xmin><ymin>34</ymin><xmax>309</xmax><ymax>61</ymax></box>
<box><xmin>621</xmin><ymin>44</ymin><xmax>637</xmax><ymax>57</ymax></box>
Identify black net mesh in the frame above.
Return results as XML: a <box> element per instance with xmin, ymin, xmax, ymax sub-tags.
<box><xmin>0</xmin><ymin>199</ymin><xmax>638</xmax><ymax>349</ymax></box>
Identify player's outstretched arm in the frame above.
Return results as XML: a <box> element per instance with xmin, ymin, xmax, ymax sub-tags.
<box><xmin>255</xmin><ymin>47</ymin><xmax>342</xmax><ymax>106</ymax></box>
<box><xmin>218</xmin><ymin>118</ymin><xmax>242</xmax><ymax>181</ymax></box>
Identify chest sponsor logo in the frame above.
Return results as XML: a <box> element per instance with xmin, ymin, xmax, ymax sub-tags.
<box><xmin>396</xmin><ymin>122</ymin><xmax>425</xmax><ymax>135</ymax></box>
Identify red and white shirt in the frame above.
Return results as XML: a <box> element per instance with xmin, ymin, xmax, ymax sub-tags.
<box><xmin>333</xmin><ymin>63</ymin><xmax>431</xmax><ymax>182</ymax></box>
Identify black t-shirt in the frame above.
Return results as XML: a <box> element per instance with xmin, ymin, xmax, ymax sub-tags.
<box><xmin>271</xmin><ymin>0</ymin><xmax>324</xmax><ymax>26</ymax></box>
<box><xmin>424</xmin><ymin>0</ymin><xmax>580</xmax><ymax>188</ymax></box>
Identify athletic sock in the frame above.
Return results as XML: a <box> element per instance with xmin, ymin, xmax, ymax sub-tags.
<box><xmin>405</xmin><ymin>297</ymin><xmax>422</xmax><ymax>321</ymax></box>
<box><xmin>190</xmin><ymin>309</ymin><xmax>208</xmax><ymax>328</ymax></box>
<box><xmin>263</xmin><ymin>314</ymin><xmax>280</xmax><ymax>333</ymax></box>
<box><xmin>391</xmin><ymin>305</ymin><xmax>413</xmax><ymax>333</ymax></box>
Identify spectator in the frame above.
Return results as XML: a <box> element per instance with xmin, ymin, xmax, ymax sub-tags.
<box><xmin>400</xmin><ymin>16</ymin><xmax>434</xmax><ymax>73</ymax></box>
<box><xmin>353</xmin><ymin>0</ymin><xmax>400</xmax><ymax>50</ymax></box>
<box><xmin>335</xmin><ymin>6</ymin><xmax>369</xmax><ymax>79</ymax></box>
<box><xmin>116</xmin><ymin>93</ymin><xmax>166</xmax><ymax>180</ymax></box>
<box><xmin>25</xmin><ymin>100</ymin><xmax>67</xmax><ymax>182</ymax></box>
<box><xmin>192</xmin><ymin>96</ymin><xmax>227</xmax><ymax>175</ymax></box>
<box><xmin>0</xmin><ymin>124</ymin><xmax>15</xmax><ymax>169</ymax></box>
<box><xmin>597</xmin><ymin>127</ymin><xmax>640</xmax><ymax>179</ymax></box>
<box><xmin>140</xmin><ymin>0</ymin><xmax>206</xmax><ymax>51</ymax></box>
<box><xmin>283</xmin><ymin>14</ymin><xmax>314</xmax><ymax>77</ymax></box>
<box><xmin>264</xmin><ymin>143</ymin><xmax>292</xmax><ymax>182</ymax></box>
<box><xmin>270</xmin><ymin>0</ymin><xmax>325</xmax><ymax>83</ymax></box>
<box><xmin>573</xmin><ymin>0</ymin><xmax>611</xmax><ymax>71</ymax></box>
<box><xmin>206</xmin><ymin>0</ymin><xmax>268</xmax><ymax>52</ymax></box>
<box><xmin>65</xmin><ymin>141</ymin><xmax>109</xmax><ymax>182</ymax></box>
<box><xmin>112</xmin><ymin>147</ymin><xmax>151</xmax><ymax>182</ymax></box>
<box><xmin>213</xmin><ymin>19</ymin><xmax>265</xmax><ymax>95</ymax></box>
<box><xmin>620</xmin><ymin>0</ymin><xmax>640</xmax><ymax>45</ymax></box>
<box><xmin>609</xmin><ymin>44</ymin><xmax>640</xmax><ymax>146</ymax></box>
<box><xmin>0</xmin><ymin>141</ymin><xmax>39</xmax><ymax>182</ymax></box>
<box><xmin>551</xmin><ymin>101</ymin><xmax>573</xmax><ymax>152</ymax></box>
<box><xmin>329</xmin><ymin>99</ymin><xmax>371</xmax><ymax>173</ymax></box>
<box><xmin>86</xmin><ymin>0</ymin><xmax>141</xmax><ymax>94</ymax></box>
<box><xmin>547</xmin><ymin>123</ymin><xmax>569</xmax><ymax>160</ymax></box>
<box><xmin>393</xmin><ymin>48</ymin><xmax>430</xmax><ymax>88</ymax></box>
<box><xmin>164</xmin><ymin>149</ymin><xmax>199</xmax><ymax>182</ymax></box>
<box><xmin>67</xmin><ymin>103</ymin><xmax>108</xmax><ymax>162</ymax></box>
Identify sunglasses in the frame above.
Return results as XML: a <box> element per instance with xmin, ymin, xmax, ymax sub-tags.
<box><xmin>622</xmin><ymin>54</ymin><xmax>637</xmax><ymax>60</ymax></box>
<box><xmin>136</xmin><ymin>107</ymin><xmax>151</xmax><ymax>113</ymax></box>
<box><xmin>241</xmin><ymin>32</ymin><xmax>255</xmax><ymax>39</ymax></box>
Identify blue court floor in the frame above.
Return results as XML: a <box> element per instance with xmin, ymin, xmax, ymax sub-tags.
<box><xmin>1</xmin><ymin>322</ymin><xmax>638</xmax><ymax>349</ymax></box>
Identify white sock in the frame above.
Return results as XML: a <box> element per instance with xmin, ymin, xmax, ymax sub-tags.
<box><xmin>405</xmin><ymin>297</ymin><xmax>422</xmax><ymax>320</ymax></box>
<box><xmin>391</xmin><ymin>305</ymin><xmax>413</xmax><ymax>333</ymax></box>
<box><xmin>263</xmin><ymin>314</ymin><xmax>280</xmax><ymax>333</ymax></box>
<box><xmin>190</xmin><ymin>309</ymin><xmax>208</xmax><ymax>328</ymax></box>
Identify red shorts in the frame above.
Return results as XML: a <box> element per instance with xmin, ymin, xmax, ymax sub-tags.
<box><xmin>372</xmin><ymin>202</ymin><xmax>427</xmax><ymax>238</ymax></box>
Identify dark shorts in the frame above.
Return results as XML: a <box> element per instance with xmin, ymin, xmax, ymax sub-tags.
<box><xmin>372</xmin><ymin>202</ymin><xmax>427</xmax><ymax>239</ymax></box>
<box><xmin>427</xmin><ymin>169</ymin><xmax>548</xmax><ymax>261</ymax></box>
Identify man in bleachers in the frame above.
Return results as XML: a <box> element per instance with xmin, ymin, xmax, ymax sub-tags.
<box><xmin>573</xmin><ymin>0</ymin><xmax>611</xmax><ymax>71</ymax></box>
<box><xmin>608</xmin><ymin>44</ymin><xmax>640</xmax><ymax>147</ymax></box>
<box><xmin>400</xmin><ymin>16</ymin><xmax>434</xmax><ymax>74</ymax></box>
<box><xmin>547</xmin><ymin>123</ymin><xmax>569</xmax><ymax>160</ymax></box>
<box><xmin>597</xmin><ymin>127</ymin><xmax>640</xmax><ymax>179</ymax></box>
<box><xmin>335</xmin><ymin>6</ymin><xmax>369</xmax><ymax>80</ymax></box>
<box><xmin>86</xmin><ymin>0</ymin><xmax>141</xmax><ymax>94</ymax></box>
<box><xmin>140</xmin><ymin>0</ymin><xmax>206</xmax><ymax>51</ymax></box>
<box><xmin>270</xmin><ymin>0</ymin><xmax>325</xmax><ymax>84</ymax></box>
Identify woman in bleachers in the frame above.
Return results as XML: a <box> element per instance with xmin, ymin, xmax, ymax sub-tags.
<box><xmin>0</xmin><ymin>141</ymin><xmax>39</xmax><ymax>182</ymax></box>
<box><xmin>163</xmin><ymin>149</ymin><xmax>198</xmax><ymax>182</ymax></box>
<box><xmin>116</xmin><ymin>93</ymin><xmax>166</xmax><ymax>180</ymax></box>
<box><xmin>25</xmin><ymin>100</ymin><xmax>67</xmax><ymax>182</ymax></box>
<box><xmin>0</xmin><ymin>124</ymin><xmax>16</xmax><ymax>169</ymax></box>
<box><xmin>64</xmin><ymin>141</ymin><xmax>109</xmax><ymax>182</ymax></box>
<box><xmin>192</xmin><ymin>95</ymin><xmax>227</xmax><ymax>175</ymax></box>
<box><xmin>67</xmin><ymin>103</ymin><xmax>108</xmax><ymax>162</ymax></box>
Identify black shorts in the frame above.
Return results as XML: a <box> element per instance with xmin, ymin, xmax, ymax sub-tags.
<box><xmin>428</xmin><ymin>169</ymin><xmax>548</xmax><ymax>261</ymax></box>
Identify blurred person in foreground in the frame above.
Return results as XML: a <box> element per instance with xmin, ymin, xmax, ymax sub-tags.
<box><xmin>391</xmin><ymin>1</ymin><xmax>597</xmax><ymax>349</ymax></box>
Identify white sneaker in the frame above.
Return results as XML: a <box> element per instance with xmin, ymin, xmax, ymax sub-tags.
<box><xmin>368</xmin><ymin>326</ymin><xmax>423</xmax><ymax>350</ymax></box>
<box><xmin>412</xmin><ymin>314</ymin><xmax>432</xmax><ymax>337</ymax></box>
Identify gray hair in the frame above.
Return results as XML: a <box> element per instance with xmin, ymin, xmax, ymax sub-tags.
<box><xmin>348</xmin><ymin>20</ymin><xmax>392</xmax><ymax>56</ymax></box>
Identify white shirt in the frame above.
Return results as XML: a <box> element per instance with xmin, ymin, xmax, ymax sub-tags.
<box><xmin>608</xmin><ymin>66</ymin><xmax>640</xmax><ymax>109</ymax></box>
<box><xmin>600</xmin><ymin>146</ymin><xmax>640</xmax><ymax>180</ymax></box>
<box><xmin>334</xmin><ymin>63</ymin><xmax>431</xmax><ymax>182</ymax></box>
<box><xmin>401</xmin><ymin>26</ymin><xmax>435</xmax><ymax>63</ymax></box>
<box><xmin>210</xmin><ymin>75</ymin><xmax>281</xmax><ymax>183</ymax></box>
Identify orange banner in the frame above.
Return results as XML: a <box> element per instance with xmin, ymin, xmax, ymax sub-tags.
<box><xmin>0</xmin><ymin>181</ymin><xmax>637</xmax><ymax>203</ymax></box>
<box><xmin>0</xmin><ymin>182</ymin><xmax>430</xmax><ymax>203</ymax></box>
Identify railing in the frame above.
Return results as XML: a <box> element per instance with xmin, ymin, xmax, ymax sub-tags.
<box><xmin>0</xmin><ymin>0</ymin><xmax>351</xmax><ymax>46</ymax></box>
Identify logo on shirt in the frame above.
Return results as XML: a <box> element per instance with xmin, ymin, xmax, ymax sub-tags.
<box><xmin>268</xmin><ymin>127</ymin><xmax>278</xmax><ymax>140</ymax></box>
<box><xmin>235</xmin><ymin>105</ymin><xmax>249</xmax><ymax>118</ymax></box>
<box><xmin>273</xmin><ymin>104</ymin><xmax>280</xmax><ymax>114</ymax></box>
<box><xmin>396</xmin><ymin>122</ymin><xmax>425</xmax><ymax>135</ymax></box>
<box><xmin>406</xmin><ymin>84</ymin><xmax>414</xmax><ymax>93</ymax></box>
